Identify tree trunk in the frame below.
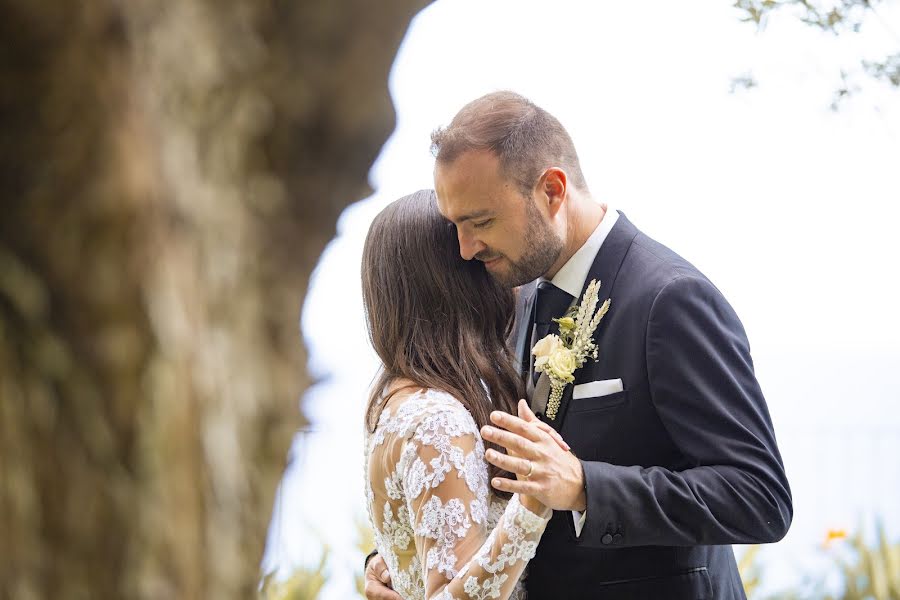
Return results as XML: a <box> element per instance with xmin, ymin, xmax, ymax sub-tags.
<box><xmin>0</xmin><ymin>1</ymin><xmax>429</xmax><ymax>597</ymax></box>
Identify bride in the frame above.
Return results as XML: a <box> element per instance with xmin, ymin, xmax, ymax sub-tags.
<box><xmin>361</xmin><ymin>190</ymin><xmax>563</xmax><ymax>600</ymax></box>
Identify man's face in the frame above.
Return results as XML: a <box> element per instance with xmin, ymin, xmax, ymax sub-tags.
<box><xmin>434</xmin><ymin>150</ymin><xmax>564</xmax><ymax>288</ymax></box>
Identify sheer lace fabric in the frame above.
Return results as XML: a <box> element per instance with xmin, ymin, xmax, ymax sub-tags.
<box><xmin>365</xmin><ymin>389</ymin><xmax>551</xmax><ymax>600</ymax></box>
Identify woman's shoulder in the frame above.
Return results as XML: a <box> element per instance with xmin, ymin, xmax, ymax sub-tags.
<box><xmin>374</xmin><ymin>387</ymin><xmax>479</xmax><ymax>442</ymax></box>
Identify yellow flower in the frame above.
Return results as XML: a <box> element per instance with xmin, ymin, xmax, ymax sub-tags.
<box><xmin>555</xmin><ymin>316</ymin><xmax>576</xmax><ymax>331</ymax></box>
<box><xmin>546</xmin><ymin>346</ymin><xmax>577</xmax><ymax>383</ymax></box>
<box><xmin>823</xmin><ymin>528</ymin><xmax>847</xmax><ymax>548</ymax></box>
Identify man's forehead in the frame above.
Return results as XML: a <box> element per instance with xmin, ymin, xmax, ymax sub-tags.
<box><xmin>435</xmin><ymin>153</ymin><xmax>505</xmax><ymax>222</ymax></box>
<box><xmin>435</xmin><ymin>186</ymin><xmax>496</xmax><ymax>224</ymax></box>
<box><xmin>436</xmin><ymin>149</ymin><xmax>499</xmax><ymax>182</ymax></box>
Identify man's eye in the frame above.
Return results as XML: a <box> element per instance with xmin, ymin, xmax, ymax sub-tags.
<box><xmin>473</xmin><ymin>219</ymin><xmax>494</xmax><ymax>229</ymax></box>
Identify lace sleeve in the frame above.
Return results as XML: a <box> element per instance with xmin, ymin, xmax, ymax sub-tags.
<box><xmin>401</xmin><ymin>402</ymin><xmax>551</xmax><ymax>600</ymax></box>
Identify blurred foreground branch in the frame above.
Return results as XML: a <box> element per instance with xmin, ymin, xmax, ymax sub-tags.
<box><xmin>0</xmin><ymin>0</ymin><xmax>429</xmax><ymax>597</ymax></box>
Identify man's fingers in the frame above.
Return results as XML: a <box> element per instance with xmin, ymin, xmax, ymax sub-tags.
<box><xmin>535</xmin><ymin>421</ymin><xmax>571</xmax><ymax>452</ymax></box>
<box><xmin>517</xmin><ymin>399</ymin><xmax>570</xmax><ymax>452</ymax></box>
<box><xmin>365</xmin><ymin>555</ymin><xmax>385</xmax><ymax>579</ymax></box>
<box><xmin>364</xmin><ymin>557</ymin><xmax>400</xmax><ymax>600</ymax></box>
<box><xmin>518</xmin><ymin>398</ymin><xmax>537</xmax><ymax>421</ymax></box>
<box><xmin>491</xmin><ymin>475</ymin><xmax>542</xmax><ymax>495</ymax></box>
<box><xmin>489</xmin><ymin>410</ymin><xmax>542</xmax><ymax>442</ymax></box>
<box><xmin>481</xmin><ymin>425</ymin><xmax>536</xmax><ymax>457</ymax></box>
<box><xmin>369</xmin><ymin>555</ymin><xmax>390</xmax><ymax>583</ymax></box>
<box><xmin>364</xmin><ymin>556</ymin><xmax>394</xmax><ymax>596</ymax></box>
<box><xmin>485</xmin><ymin>448</ymin><xmax>534</xmax><ymax>478</ymax></box>
<box><xmin>364</xmin><ymin>579</ymin><xmax>402</xmax><ymax>600</ymax></box>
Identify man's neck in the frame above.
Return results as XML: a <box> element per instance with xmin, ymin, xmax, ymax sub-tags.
<box><xmin>544</xmin><ymin>196</ymin><xmax>606</xmax><ymax>280</ymax></box>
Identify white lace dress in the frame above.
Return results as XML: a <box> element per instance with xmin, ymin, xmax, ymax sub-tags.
<box><xmin>365</xmin><ymin>388</ymin><xmax>551</xmax><ymax>600</ymax></box>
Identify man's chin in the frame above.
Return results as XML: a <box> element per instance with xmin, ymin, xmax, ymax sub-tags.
<box><xmin>486</xmin><ymin>264</ymin><xmax>533</xmax><ymax>289</ymax></box>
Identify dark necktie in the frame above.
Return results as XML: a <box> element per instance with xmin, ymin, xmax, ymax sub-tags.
<box><xmin>531</xmin><ymin>281</ymin><xmax>574</xmax><ymax>384</ymax></box>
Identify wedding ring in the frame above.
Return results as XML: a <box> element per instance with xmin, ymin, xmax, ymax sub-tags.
<box><xmin>523</xmin><ymin>460</ymin><xmax>534</xmax><ymax>479</ymax></box>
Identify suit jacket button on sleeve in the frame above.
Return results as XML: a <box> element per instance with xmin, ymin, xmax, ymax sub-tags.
<box><xmin>613</xmin><ymin>533</ymin><xmax>623</xmax><ymax>544</ymax></box>
<box><xmin>601</xmin><ymin>533</ymin><xmax>613</xmax><ymax>545</ymax></box>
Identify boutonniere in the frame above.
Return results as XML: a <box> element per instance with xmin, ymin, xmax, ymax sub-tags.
<box><xmin>532</xmin><ymin>279</ymin><xmax>611</xmax><ymax>419</ymax></box>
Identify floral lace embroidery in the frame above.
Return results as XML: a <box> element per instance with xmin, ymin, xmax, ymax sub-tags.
<box><xmin>464</xmin><ymin>573</ymin><xmax>508</xmax><ymax>600</ymax></box>
<box><xmin>383</xmin><ymin>501</ymin><xmax>414</xmax><ymax>551</ymax></box>
<box><xmin>365</xmin><ymin>389</ymin><xmax>551</xmax><ymax>600</ymax></box>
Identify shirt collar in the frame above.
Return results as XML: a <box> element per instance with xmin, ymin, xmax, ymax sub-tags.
<box><xmin>544</xmin><ymin>205</ymin><xmax>619</xmax><ymax>299</ymax></box>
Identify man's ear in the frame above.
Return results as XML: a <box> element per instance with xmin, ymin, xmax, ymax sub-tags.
<box><xmin>538</xmin><ymin>167</ymin><xmax>568</xmax><ymax>219</ymax></box>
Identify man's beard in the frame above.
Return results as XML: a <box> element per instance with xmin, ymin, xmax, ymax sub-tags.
<box><xmin>480</xmin><ymin>200</ymin><xmax>564</xmax><ymax>288</ymax></box>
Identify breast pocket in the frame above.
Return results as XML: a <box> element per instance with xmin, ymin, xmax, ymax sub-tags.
<box><xmin>569</xmin><ymin>378</ymin><xmax>627</xmax><ymax>413</ymax></box>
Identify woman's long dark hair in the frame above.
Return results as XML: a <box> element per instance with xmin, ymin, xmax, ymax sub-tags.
<box><xmin>362</xmin><ymin>189</ymin><xmax>523</xmax><ymax>489</ymax></box>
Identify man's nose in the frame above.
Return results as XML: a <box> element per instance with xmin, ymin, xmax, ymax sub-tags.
<box><xmin>458</xmin><ymin>231</ymin><xmax>486</xmax><ymax>261</ymax></box>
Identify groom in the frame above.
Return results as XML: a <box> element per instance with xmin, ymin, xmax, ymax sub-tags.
<box><xmin>365</xmin><ymin>91</ymin><xmax>792</xmax><ymax>599</ymax></box>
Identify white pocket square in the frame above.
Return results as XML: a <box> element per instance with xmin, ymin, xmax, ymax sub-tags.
<box><xmin>573</xmin><ymin>378</ymin><xmax>623</xmax><ymax>400</ymax></box>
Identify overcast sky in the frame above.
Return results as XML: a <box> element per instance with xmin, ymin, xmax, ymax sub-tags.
<box><xmin>265</xmin><ymin>2</ymin><xmax>900</xmax><ymax>597</ymax></box>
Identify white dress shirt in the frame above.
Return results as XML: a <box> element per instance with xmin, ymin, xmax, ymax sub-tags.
<box><xmin>539</xmin><ymin>204</ymin><xmax>618</xmax><ymax>537</ymax></box>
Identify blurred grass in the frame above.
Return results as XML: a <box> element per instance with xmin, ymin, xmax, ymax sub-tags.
<box><xmin>830</xmin><ymin>522</ymin><xmax>900</xmax><ymax>600</ymax></box>
<box><xmin>260</xmin><ymin>517</ymin><xmax>374</xmax><ymax>600</ymax></box>
<box><xmin>742</xmin><ymin>522</ymin><xmax>900</xmax><ymax>600</ymax></box>
<box><xmin>739</xmin><ymin>544</ymin><xmax>764</xmax><ymax>598</ymax></box>
<box><xmin>355</xmin><ymin>518</ymin><xmax>376</xmax><ymax>597</ymax></box>
<box><xmin>259</xmin><ymin>550</ymin><xmax>328</xmax><ymax>600</ymax></box>
<box><xmin>260</xmin><ymin>520</ymin><xmax>899</xmax><ymax>599</ymax></box>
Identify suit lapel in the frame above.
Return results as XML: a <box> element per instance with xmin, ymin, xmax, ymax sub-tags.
<box><xmin>546</xmin><ymin>211</ymin><xmax>638</xmax><ymax>431</ymax></box>
<box><xmin>577</xmin><ymin>211</ymin><xmax>638</xmax><ymax>312</ymax></box>
<box><xmin>514</xmin><ymin>280</ymin><xmax>538</xmax><ymax>376</ymax></box>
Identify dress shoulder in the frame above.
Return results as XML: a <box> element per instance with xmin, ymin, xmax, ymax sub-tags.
<box><xmin>370</xmin><ymin>387</ymin><xmax>480</xmax><ymax>447</ymax></box>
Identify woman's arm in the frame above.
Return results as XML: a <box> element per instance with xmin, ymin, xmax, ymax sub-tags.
<box><xmin>402</xmin><ymin>406</ymin><xmax>551</xmax><ymax>600</ymax></box>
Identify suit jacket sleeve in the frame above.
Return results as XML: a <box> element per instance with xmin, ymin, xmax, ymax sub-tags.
<box><xmin>577</xmin><ymin>275</ymin><xmax>792</xmax><ymax>548</ymax></box>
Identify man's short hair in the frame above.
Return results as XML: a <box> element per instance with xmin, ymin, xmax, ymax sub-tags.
<box><xmin>431</xmin><ymin>91</ymin><xmax>589</xmax><ymax>196</ymax></box>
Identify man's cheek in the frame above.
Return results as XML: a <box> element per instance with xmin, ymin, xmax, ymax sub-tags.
<box><xmin>493</xmin><ymin>237</ymin><xmax>518</xmax><ymax>261</ymax></box>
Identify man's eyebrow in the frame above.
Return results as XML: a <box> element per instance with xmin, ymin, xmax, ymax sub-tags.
<box><xmin>456</xmin><ymin>209</ymin><xmax>492</xmax><ymax>223</ymax></box>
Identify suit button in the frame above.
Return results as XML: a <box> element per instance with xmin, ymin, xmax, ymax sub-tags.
<box><xmin>613</xmin><ymin>534</ymin><xmax>623</xmax><ymax>544</ymax></box>
<box><xmin>601</xmin><ymin>533</ymin><xmax>613</xmax><ymax>545</ymax></box>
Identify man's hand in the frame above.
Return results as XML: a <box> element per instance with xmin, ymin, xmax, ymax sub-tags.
<box><xmin>529</xmin><ymin>408</ymin><xmax>571</xmax><ymax>453</ymax></box>
<box><xmin>364</xmin><ymin>554</ymin><xmax>401</xmax><ymax>600</ymax></box>
<box><xmin>483</xmin><ymin>399</ymin><xmax>586</xmax><ymax>511</ymax></box>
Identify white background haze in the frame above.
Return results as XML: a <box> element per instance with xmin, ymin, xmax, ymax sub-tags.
<box><xmin>265</xmin><ymin>2</ymin><xmax>900</xmax><ymax>597</ymax></box>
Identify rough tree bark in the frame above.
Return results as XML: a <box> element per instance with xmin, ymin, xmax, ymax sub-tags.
<box><xmin>0</xmin><ymin>1</ymin><xmax>430</xmax><ymax>598</ymax></box>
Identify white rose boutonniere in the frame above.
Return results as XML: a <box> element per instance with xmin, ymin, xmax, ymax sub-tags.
<box><xmin>546</xmin><ymin>346</ymin><xmax>577</xmax><ymax>383</ymax></box>
<box><xmin>531</xmin><ymin>334</ymin><xmax>562</xmax><ymax>360</ymax></box>
<box><xmin>532</xmin><ymin>279</ymin><xmax>611</xmax><ymax>419</ymax></box>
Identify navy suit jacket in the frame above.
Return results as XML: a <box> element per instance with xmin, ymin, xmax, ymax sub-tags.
<box><xmin>514</xmin><ymin>212</ymin><xmax>792</xmax><ymax>599</ymax></box>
